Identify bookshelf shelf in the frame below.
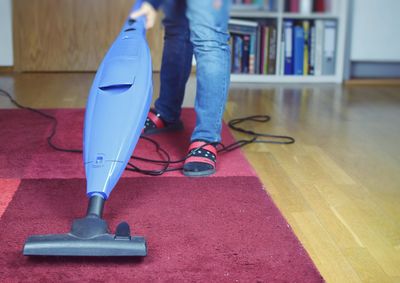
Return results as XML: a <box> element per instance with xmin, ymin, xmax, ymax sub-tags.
<box><xmin>229</xmin><ymin>0</ymin><xmax>349</xmax><ymax>84</ymax></box>
<box><xmin>230</xmin><ymin>11</ymin><xmax>280</xmax><ymax>18</ymax></box>
<box><xmin>231</xmin><ymin>74</ymin><xmax>340</xmax><ymax>83</ymax></box>
<box><xmin>281</xmin><ymin>13</ymin><xmax>339</xmax><ymax>20</ymax></box>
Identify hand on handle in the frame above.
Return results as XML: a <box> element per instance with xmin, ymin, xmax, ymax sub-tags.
<box><xmin>130</xmin><ymin>2</ymin><xmax>157</xmax><ymax>29</ymax></box>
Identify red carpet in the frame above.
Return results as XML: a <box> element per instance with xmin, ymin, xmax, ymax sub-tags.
<box><xmin>0</xmin><ymin>109</ymin><xmax>323</xmax><ymax>282</ymax></box>
<box><xmin>0</xmin><ymin>178</ymin><xmax>323</xmax><ymax>282</ymax></box>
<box><xmin>0</xmin><ymin>109</ymin><xmax>255</xmax><ymax>179</ymax></box>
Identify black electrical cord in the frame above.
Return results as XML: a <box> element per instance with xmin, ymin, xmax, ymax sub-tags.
<box><xmin>0</xmin><ymin>88</ymin><xmax>295</xmax><ymax>175</ymax></box>
<box><xmin>0</xmin><ymin>88</ymin><xmax>82</xmax><ymax>153</ymax></box>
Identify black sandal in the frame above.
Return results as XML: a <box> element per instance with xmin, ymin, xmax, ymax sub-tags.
<box><xmin>143</xmin><ymin>110</ymin><xmax>183</xmax><ymax>135</ymax></box>
<box><xmin>183</xmin><ymin>140</ymin><xmax>217</xmax><ymax>177</ymax></box>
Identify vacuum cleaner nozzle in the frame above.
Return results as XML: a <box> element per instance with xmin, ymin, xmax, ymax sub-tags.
<box><xmin>23</xmin><ymin>216</ymin><xmax>147</xmax><ymax>257</ymax></box>
<box><xmin>23</xmin><ymin>196</ymin><xmax>147</xmax><ymax>257</ymax></box>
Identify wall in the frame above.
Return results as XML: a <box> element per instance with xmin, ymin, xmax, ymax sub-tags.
<box><xmin>0</xmin><ymin>0</ymin><xmax>13</xmax><ymax>66</ymax></box>
<box><xmin>3</xmin><ymin>0</ymin><xmax>400</xmax><ymax>70</ymax></box>
<box><xmin>351</xmin><ymin>0</ymin><xmax>400</xmax><ymax>62</ymax></box>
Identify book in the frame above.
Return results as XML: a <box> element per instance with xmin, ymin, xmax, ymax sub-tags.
<box><xmin>259</xmin><ymin>25</ymin><xmax>266</xmax><ymax>73</ymax></box>
<box><xmin>322</xmin><ymin>20</ymin><xmax>336</xmax><ymax>75</ymax></box>
<box><xmin>259</xmin><ymin>25</ymin><xmax>265</xmax><ymax>73</ymax></box>
<box><xmin>314</xmin><ymin>0</ymin><xmax>325</xmax><ymax>12</ymax></box>
<box><xmin>302</xmin><ymin>21</ymin><xmax>310</xmax><ymax>75</ymax></box>
<box><xmin>300</xmin><ymin>0</ymin><xmax>313</xmax><ymax>13</ymax></box>
<box><xmin>293</xmin><ymin>25</ymin><xmax>304</xmax><ymax>75</ymax></box>
<box><xmin>265</xmin><ymin>0</ymin><xmax>276</xmax><ymax>11</ymax></box>
<box><xmin>232</xmin><ymin>35</ymin><xmax>243</xmax><ymax>73</ymax></box>
<box><xmin>255</xmin><ymin>23</ymin><xmax>262</xmax><ymax>73</ymax></box>
<box><xmin>267</xmin><ymin>25</ymin><xmax>277</xmax><ymax>74</ymax></box>
<box><xmin>283</xmin><ymin>20</ymin><xmax>294</xmax><ymax>75</ymax></box>
<box><xmin>290</xmin><ymin>0</ymin><xmax>299</xmax><ymax>12</ymax></box>
<box><xmin>262</xmin><ymin>25</ymin><xmax>270</xmax><ymax>74</ymax></box>
<box><xmin>229</xmin><ymin>35</ymin><xmax>234</xmax><ymax>72</ymax></box>
<box><xmin>242</xmin><ymin>35</ymin><xmax>251</xmax><ymax>73</ymax></box>
<box><xmin>249</xmin><ymin>32</ymin><xmax>257</xmax><ymax>74</ymax></box>
<box><xmin>324</xmin><ymin>0</ymin><xmax>333</xmax><ymax>13</ymax></box>
<box><xmin>285</xmin><ymin>0</ymin><xmax>290</xmax><ymax>11</ymax></box>
<box><xmin>314</xmin><ymin>20</ymin><xmax>324</xmax><ymax>75</ymax></box>
<box><xmin>229</xmin><ymin>19</ymin><xmax>258</xmax><ymax>35</ymax></box>
<box><xmin>279</xmin><ymin>32</ymin><xmax>286</xmax><ymax>75</ymax></box>
<box><xmin>309</xmin><ymin>23</ymin><xmax>316</xmax><ymax>75</ymax></box>
<box><xmin>231</xmin><ymin>0</ymin><xmax>265</xmax><ymax>11</ymax></box>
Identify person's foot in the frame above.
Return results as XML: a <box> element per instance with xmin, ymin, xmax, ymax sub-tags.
<box><xmin>143</xmin><ymin>109</ymin><xmax>183</xmax><ymax>135</ymax></box>
<box><xmin>183</xmin><ymin>140</ymin><xmax>218</xmax><ymax>177</ymax></box>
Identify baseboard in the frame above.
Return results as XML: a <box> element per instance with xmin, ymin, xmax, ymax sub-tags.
<box><xmin>0</xmin><ymin>66</ymin><xmax>14</xmax><ymax>73</ymax></box>
<box><xmin>345</xmin><ymin>79</ymin><xmax>400</xmax><ymax>86</ymax></box>
<box><xmin>351</xmin><ymin>62</ymin><xmax>400</xmax><ymax>79</ymax></box>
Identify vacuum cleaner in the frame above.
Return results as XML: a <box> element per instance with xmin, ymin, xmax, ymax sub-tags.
<box><xmin>23</xmin><ymin>0</ymin><xmax>151</xmax><ymax>256</ymax></box>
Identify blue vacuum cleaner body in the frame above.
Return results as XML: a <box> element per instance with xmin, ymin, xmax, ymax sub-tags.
<box><xmin>23</xmin><ymin>2</ymin><xmax>152</xmax><ymax>257</ymax></box>
<box><xmin>84</xmin><ymin>12</ymin><xmax>152</xmax><ymax>200</ymax></box>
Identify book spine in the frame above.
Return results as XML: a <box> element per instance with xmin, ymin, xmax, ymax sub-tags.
<box><xmin>242</xmin><ymin>35</ymin><xmax>251</xmax><ymax>73</ymax></box>
<box><xmin>267</xmin><ymin>0</ymin><xmax>274</xmax><ymax>11</ymax></box>
<box><xmin>255</xmin><ymin>24</ymin><xmax>261</xmax><ymax>74</ymax></box>
<box><xmin>285</xmin><ymin>0</ymin><xmax>290</xmax><ymax>12</ymax></box>
<box><xmin>249</xmin><ymin>33</ymin><xmax>256</xmax><ymax>74</ymax></box>
<box><xmin>314</xmin><ymin>0</ymin><xmax>325</xmax><ymax>12</ymax></box>
<box><xmin>263</xmin><ymin>26</ymin><xmax>270</xmax><ymax>74</ymax></box>
<box><xmin>290</xmin><ymin>0</ymin><xmax>299</xmax><ymax>12</ymax></box>
<box><xmin>314</xmin><ymin>20</ymin><xmax>324</xmax><ymax>76</ymax></box>
<box><xmin>300</xmin><ymin>0</ymin><xmax>313</xmax><ymax>13</ymax></box>
<box><xmin>284</xmin><ymin>20</ymin><xmax>293</xmax><ymax>75</ymax></box>
<box><xmin>256</xmin><ymin>0</ymin><xmax>265</xmax><ymax>9</ymax></box>
<box><xmin>268</xmin><ymin>26</ymin><xmax>277</xmax><ymax>74</ymax></box>
<box><xmin>324</xmin><ymin>0</ymin><xmax>333</xmax><ymax>13</ymax></box>
<box><xmin>322</xmin><ymin>20</ymin><xmax>336</xmax><ymax>75</ymax></box>
<box><xmin>229</xmin><ymin>24</ymin><xmax>258</xmax><ymax>35</ymax></box>
<box><xmin>302</xmin><ymin>20</ymin><xmax>310</xmax><ymax>75</ymax></box>
<box><xmin>229</xmin><ymin>35</ymin><xmax>234</xmax><ymax>73</ymax></box>
<box><xmin>260</xmin><ymin>26</ymin><xmax>265</xmax><ymax>74</ymax></box>
<box><xmin>309</xmin><ymin>23</ymin><xmax>316</xmax><ymax>75</ymax></box>
<box><xmin>280</xmin><ymin>35</ymin><xmax>285</xmax><ymax>75</ymax></box>
<box><xmin>293</xmin><ymin>25</ymin><xmax>304</xmax><ymax>75</ymax></box>
<box><xmin>233</xmin><ymin>35</ymin><xmax>243</xmax><ymax>73</ymax></box>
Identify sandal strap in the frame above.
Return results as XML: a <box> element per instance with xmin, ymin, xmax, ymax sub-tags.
<box><xmin>147</xmin><ymin>111</ymin><xmax>165</xmax><ymax>129</ymax></box>
<box><xmin>188</xmin><ymin>141</ymin><xmax>217</xmax><ymax>156</ymax></box>
<box><xmin>185</xmin><ymin>141</ymin><xmax>217</xmax><ymax>167</ymax></box>
<box><xmin>185</xmin><ymin>156</ymin><xmax>216</xmax><ymax>167</ymax></box>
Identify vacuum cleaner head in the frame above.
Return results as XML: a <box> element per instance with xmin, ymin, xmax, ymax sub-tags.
<box><xmin>23</xmin><ymin>216</ymin><xmax>147</xmax><ymax>257</ymax></box>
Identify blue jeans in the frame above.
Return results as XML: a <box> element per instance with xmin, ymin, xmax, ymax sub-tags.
<box><xmin>154</xmin><ymin>0</ymin><xmax>231</xmax><ymax>143</ymax></box>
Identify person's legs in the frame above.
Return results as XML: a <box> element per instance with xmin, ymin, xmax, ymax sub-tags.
<box><xmin>154</xmin><ymin>0</ymin><xmax>193</xmax><ymax>123</ymax></box>
<box><xmin>185</xmin><ymin>0</ymin><xmax>231</xmax><ymax>143</ymax></box>
<box><xmin>182</xmin><ymin>0</ymin><xmax>231</xmax><ymax>176</ymax></box>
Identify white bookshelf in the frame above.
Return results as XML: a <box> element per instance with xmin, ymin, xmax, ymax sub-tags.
<box><xmin>229</xmin><ymin>0</ymin><xmax>349</xmax><ymax>84</ymax></box>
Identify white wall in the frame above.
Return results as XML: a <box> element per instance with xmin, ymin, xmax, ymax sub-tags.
<box><xmin>0</xmin><ymin>0</ymin><xmax>13</xmax><ymax>66</ymax></box>
<box><xmin>351</xmin><ymin>0</ymin><xmax>400</xmax><ymax>62</ymax></box>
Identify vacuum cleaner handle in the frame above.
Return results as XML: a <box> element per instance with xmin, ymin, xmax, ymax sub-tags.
<box><xmin>128</xmin><ymin>0</ymin><xmax>146</xmax><ymax>32</ymax></box>
<box><xmin>83</xmin><ymin>0</ymin><xmax>153</xmax><ymax>199</ymax></box>
<box><xmin>132</xmin><ymin>0</ymin><xmax>145</xmax><ymax>13</ymax></box>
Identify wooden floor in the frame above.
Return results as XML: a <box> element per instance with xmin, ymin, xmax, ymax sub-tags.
<box><xmin>1</xmin><ymin>73</ymin><xmax>400</xmax><ymax>283</ymax></box>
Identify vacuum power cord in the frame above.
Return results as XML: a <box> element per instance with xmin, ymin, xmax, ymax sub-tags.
<box><xmin>0</xmin><ymin>88</ymin><xmax>295</xmax><ymax>176</ymax></box>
